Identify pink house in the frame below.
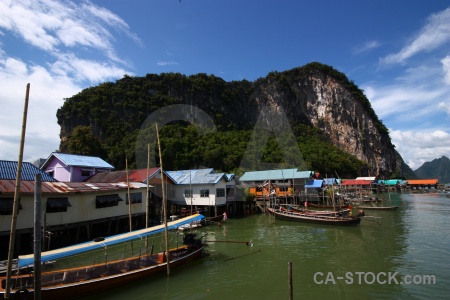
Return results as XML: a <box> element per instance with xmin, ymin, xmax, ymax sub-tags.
<box><xmin>41</xmin><ymin>153</ymin><xmax>114</xmax><ymax>182</ymax></box>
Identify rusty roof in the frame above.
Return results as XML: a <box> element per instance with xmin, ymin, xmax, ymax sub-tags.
<box><xmin>130</xmin><ymin>168</ymin><xmax>159</xmax><ymax>182</ymax></box>
<box><xmin>0</xmin><ymin>180</ymin><xmax>146</xmax><ymax>195</ymax></box>
<box><xmin>86</xmin><ymin>168</ymin><xmax>159</xmax><ymax>183</ymax></box>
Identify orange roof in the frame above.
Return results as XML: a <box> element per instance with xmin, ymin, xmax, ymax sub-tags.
<box><xmin>406</xmin><ymin>179</ymin><xmax>438</xmax><ymax>185</ymax></box>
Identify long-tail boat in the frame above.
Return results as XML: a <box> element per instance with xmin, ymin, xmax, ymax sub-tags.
<box><xmin>0</xmin><ymin>214</ymin><xmax>207</xmax><ymax>300</ymax></box>
<box><xmin>279</xmin><ymin>205</ymin><xmax>351</xmax><ymax>216</ymax></box>
<box><xmin>267</xmin><ymin>207</ymin><xmax>364</xmax><ymax>226</ymax></box>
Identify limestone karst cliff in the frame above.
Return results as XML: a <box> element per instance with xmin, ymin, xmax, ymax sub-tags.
<box><xmin>57</xmin><ymin>62</ymin><xmax>409</xmax><ymax>177</ymax></box>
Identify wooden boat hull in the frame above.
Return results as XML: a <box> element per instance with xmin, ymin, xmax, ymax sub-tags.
<box><xmin>268</xmin><ymin>208</ymin><xmax>361</xmax><ymax>226</ymax></box>
<box><xmin>356</xmin><ymin>206</ymin><xmax>399</xmax><ymax>210</ymax></box>
<box><xmin>280</xmin><ymin>206</ymin><xmax>351</xmax><ymax>216</ymax></box>
<box><xmin>0</xmin><ymin>245</ymin><xmax>206</xmax><ymax>300</ymax></box>
<box><xmin>308</xmin><ymin>203</ymin><xmax>349</xmax><ymax>209</ymax></box>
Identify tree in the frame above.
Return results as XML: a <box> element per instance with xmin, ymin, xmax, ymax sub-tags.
<box><xmin>67</xmin><ymin>126</ymin><xmax>106</xmax><ymax>157</ymax></box>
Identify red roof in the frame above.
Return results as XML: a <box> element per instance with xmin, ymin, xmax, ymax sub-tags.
<box><xmin>129</xmin><ymin>168</ymin><xmax>159</xmax><ymax>182</ymax></box>
<box><xmin>341</xmin><ymin>179</ymin><xmax>373</xmax><ymax>186</ymax></box>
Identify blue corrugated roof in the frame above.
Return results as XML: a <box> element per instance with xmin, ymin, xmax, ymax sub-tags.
<box><xmin>43</xmin><ymin>152</ymin><xmax>114</xmax><ymax>169</ymax></box>
<box><xmin>0</xmin><ymin>160</ymin><xmax>57</xmax><ymax>181</ymax></box>
<box><xmin>225</xmin><ymin>174</ymin><xmax>235</xmax><ymax>181</ymax></box>
<box><xmin>239</xmin><ymin>169</ymin><xmax>313</xmax><ymax>182</ymax></box>
<box><xmin>305</xmin><ymin>179</ymin><xmax>324</xmax><ymax>188</ymax></box>
<box><xmin>166</xmin><ymin>168</ymin><xmax>227</xmax><ymax>185</ymax></box>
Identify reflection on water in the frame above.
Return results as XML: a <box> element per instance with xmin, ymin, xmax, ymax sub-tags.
<box><xmin>81</xmin><ymin>193</ymin><xmax>449</xmax><ymax>300</ymax></box>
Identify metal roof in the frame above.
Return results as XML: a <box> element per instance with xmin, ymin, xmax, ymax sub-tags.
<box><xmin>341</xmin><ymin>179</ymin><xmax>373</xmax><ymax>186</ymax></box>
<box><xmin>356</xmin><ymin>177</ymin><xmax>377</xmax><ymax>181</ymax></box>
<box><xmin>378</xmin><ymin>179</ymin><xmax>405</xmax><ymax>186</ymax></box>
<box><xmin>239</xmin><ymin>169</ymin><xmax>313</xmax><ymax>182</ymax></box>
<box><xmin>305</xmin><ymin>179</ymin><xmax>324</xmax><ymax>188</ymax></box>
<box><xmin>0</xmin><ymin>180</ymin><xmax>146</xmax><ymax>194</ymax></box>
<box><xmin>0</xmin><ymin>160</ymin><xmax>57</xmax><ymax>182</ymax></box>
<box><xmin>406</xmin><ymin>179</ymin><xmax>438</xmax><ymax>185</ymax></box>
<box><xmin>42</xmin><ymin>152</ymin><xmax>114</xmax><ymax>169</ymax></box>
<box><xmin>166</xmin><ymin>168</ymin><xmax>227</xmax><ymax>185</ymax></box>
<box><xmin>85</xmin><ymin>168</ymin><xmax>159</xmax><ymax>183</ymax></box>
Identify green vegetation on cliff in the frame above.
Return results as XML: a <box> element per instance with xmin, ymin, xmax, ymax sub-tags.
<box><xmin>57</xmin><ymin>63</ymin><xmax>388</xmax><ymax>177</ymax></box>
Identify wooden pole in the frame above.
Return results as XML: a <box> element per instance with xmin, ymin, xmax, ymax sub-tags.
<box><xmin>5</xmin><ymin>83</ymin><xmax>30</xmax><ymax>299</ymax></box>
<box><xmin>34</xmin><ymin>173</ymin><xmax>42</xmax><ymax>300</ymax></box>
<box><xmin>145</xmin><ymin>144</ymin><xmax>150</xmax><ymax>250</ymax></box>
<box><xmin>288</xmin><ymin>261</ymin><xmax>293</xmax><ymax>300</ymax></box>
<box><xmin>146</xmin><ymin>143</ymin><xmax>150</xmax><ymax>228</ymax></box>
<box><xmin>156</xmin><ymin>123</ymin><xmax>170</xmax><ymax>275</ymax></box>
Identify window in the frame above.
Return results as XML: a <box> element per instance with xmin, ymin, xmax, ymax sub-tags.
<box><xmin>184</xmin><ymin>189</ymin><xmax>193</xmax><ymax>198</ymax></box>
<box><xmin>200</xmin><ymin>189</ymin><xmax>209</xmax><ymax>197</ymax></box>
<box><xmin>216</xmin><ymin>188</ymin><xmax>226</xmax><ymax>198</ymax></box>
<box><xmin>96</xmin><ymin>194</ymin><xmax>123</xmax><ymax>208</ymax></box>
<box><xmin>126</xmin><ymin>192</ymin><xmax>142</xmax><ymax>204</ymax></box>
<box><xmin>46</xmin><ymin>197</ymin><xmax>71</xmax><ymax>213</ymax></box>
<box><xmin>0</xmin><ymin>198</ymin><xmax>22</xmax><ymax>215</ymax></box>
<box><xmin>81</xmin><ymin>169</ymin><xmax>91</xmax><ymax>177</ymax></box>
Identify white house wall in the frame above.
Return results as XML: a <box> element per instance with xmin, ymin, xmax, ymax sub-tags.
<box><xmin>0</xmin><ymin>187</ymin><xmax>148</xmax><ymax>234</ymax></box>
<box><xmin>171</xmin><ymin>181</ymin><xmax>229</xmax><ymax>206</ymax></box>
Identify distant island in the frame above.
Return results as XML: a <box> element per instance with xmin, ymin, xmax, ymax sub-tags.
<box><xmin>414</xmin><ymin>156</ymin><xmax>450</xmax><ymax>184</ymax></box>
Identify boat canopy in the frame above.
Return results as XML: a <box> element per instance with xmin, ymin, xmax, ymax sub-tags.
<box><xmin>18</xmin><ymin>214</ymin><xmax>205</xmax><ymax>268</ymax></box>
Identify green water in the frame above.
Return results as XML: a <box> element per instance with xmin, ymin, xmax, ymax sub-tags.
<box><xmin>81</xmin><ymin>192</ymin><xmax>450</xmax><ymax>300</ymax></box>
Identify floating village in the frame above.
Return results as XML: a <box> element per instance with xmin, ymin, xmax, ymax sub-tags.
<box><xmin>0</xmin><ymin>151</ymin><xmax>442</xmax><ymax>299</ymax></box>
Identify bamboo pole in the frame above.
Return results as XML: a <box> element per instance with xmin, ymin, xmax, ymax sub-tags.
<box><xmin>145</xmin><ymin>144</ymin><xmax>150</xmax><ymax>251</ymax></box>
<box><xmin>156</xmin><ymin>123</ymin><xmax>170</xmax><ymax>275</ymax></box>
<box><xmin>4</xmin><ymin>83</ymin><xmax>30</xmax><ymax>299</ymax></box>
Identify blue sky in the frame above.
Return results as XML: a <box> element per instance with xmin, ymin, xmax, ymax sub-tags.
<box><xmin>1</xmin><ymin>0</ymin><xmax>450</xmax><ymax>170</ymax></box>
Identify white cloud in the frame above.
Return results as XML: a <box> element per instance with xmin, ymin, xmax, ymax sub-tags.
<box><xmin>441</xmin><ymin>55</ymin><xmax>450</xmax><ymax>85</ymax></box>
<box><xmin>0</xmin><ymin>0</ymin><xmax>140</xmax><ymax>162</ymax></box>
<box><xmin>364</xmin><ymin>81</ymin><xmax>446</xmax><ymax>120</ymax></box>
<box><xmin>381</xmin><ymin>7</ymin><xmax>450</xmax><ymax>65</ymax></box>
<box><xmin>353</xmin><ymin>40</ymin><xmax>381</xmax><ymax>55</ymax></box>
<box><xmin>0</xmin><ymin>0</ymin><xmax>141</xmax><ymax>61</ymax></box>
<box><xmin>0</xmin><ymin>55</ymin><xmax>80</xmax><ymax>163</ymax></box>
<box><xmin>391</xmin><ymin>129</ymin><xmax>450</xmax><ymax>169</ymax></box>
<box><xmin>51</xmin><ymin>53</ymin><xmax>130</xmax><ymax>82</ymax></box>
<box><xmin>157</xmin><ymin>61</ymin><xmax>179</xmax><ymax>66</ymax></box>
